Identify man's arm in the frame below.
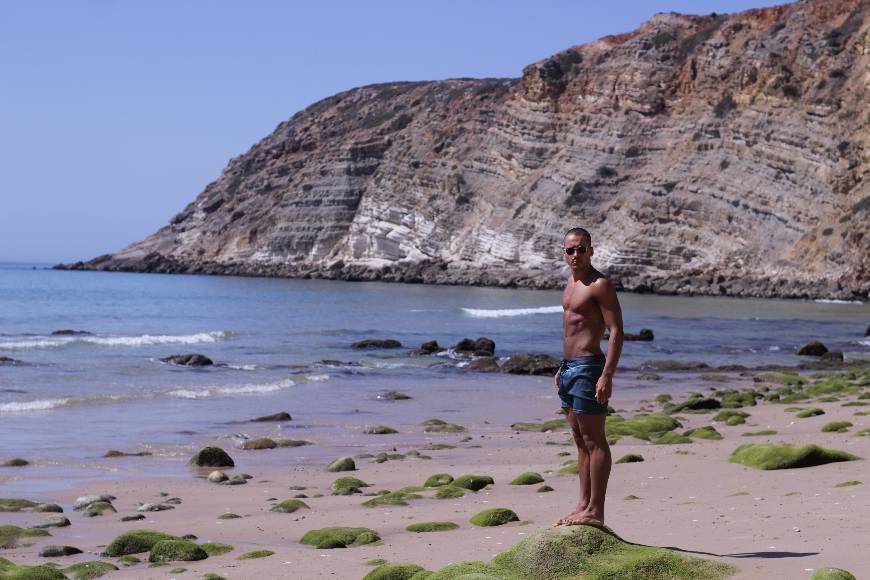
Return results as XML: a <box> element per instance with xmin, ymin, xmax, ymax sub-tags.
<box><xmin>594</xmin><ymin>277</ymin><xmax>623</xmax><ymax>403</ymax></box>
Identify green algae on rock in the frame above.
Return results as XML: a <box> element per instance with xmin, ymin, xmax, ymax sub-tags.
<box><xmin>684</xmin><ymin>426</ymin><xmax>723</xmax><ymax>440</ymax></box>
<box><xmin>104</xmin><ymin>530</ymin><xmax>181</xmax><ymax>557</ymax></box>
<box><xmin>365</xmin><ymin>559</ymin><xmax>388</xmax><ymax>566</ymax></box>
<box><xmin>0</xmin><ymin>525</ymin><xmax>50</xmax><ymax>549</ymax></box>
<box><xmin>510</xmin><ymin>419</ymin><xmax>568</xmax><ymax>432</ymax></box>
<box><xmin>811</xmin><ymin>568</ymin><xmax>857</xmax><ymax>580</ymax></box>
<box><xmin>624</xmin><ymin>495</ymin><xmax>641</xmax><ymax>500</ymax></box>
<box><xmin>423</xmin><ymin>422</ymin><xmax>465</xmax><ymax>433</ymax></box>
<box><xmin>364</xmin><ymin>425</ymin><xmax>399</xmax><ymax>435</ymax></box>
<box><xmin>796</xmin><ymin>408</ymin><xmax>825</xmax><ymax>418</ymax></box>
<box><xmin>270</xmin><ymin>499</ymin><xmax>309</xmax><ymax>513</ymax></box>
<box><xmin>202</xmin><ymin>574</ymin><xmax>226</xmax><ymax>580</ymax></box>
<box><xmin>63</xmin><ymin>560</ymin><xmax>118</xmax><ymax>579</ymax></box>
<box><xmin>116</xmin><ymin>556</ymin><xmax>141</xmax><ymax>566</ymax></box>
<box><xmin>615</xmin><ymin>454</ymin><xmax>644</xmax><ymax>464</ymax></box>
<box><xmin>406</xmin><ymin>522</ymin><xmax>459</xmax><ymax>533</ymax></box>
<box><xmin>821</xmin><ymin>421</ymin><xmax>852</xmax><ymax>433</ymax></box>
<box><xmin>451</xmin><ymin>474</ymin><xmax>494</xmax><ymax>491</ymax></box>
<box><xmin>236</xmin><ymin>550</ymin><xmax>274</xmax><ymax>560</ymax></box>
<box><xmin>834</xmin><ymin>480</ymin><xmax>861</xmax><ymax>487</ymax></box>
<box><xmin>605</xmin><ymin>413</ymin><xmax>680</xmax><ymax>441</ymax></box>
<box><xmin>148</xmin><ymin>540</ymin><xmax>208</xmax><ymax>563</ymax></box>
<box><xmin>712</xmin><ymin>410</ymin><xmax>749</xmax><ymax>424</ymax></box>
<box><xmin>742</xmin><ymin>430</ymin><xmax>777</xmax><ymax>436</ymax></box>
<box><xmin>423</xmin><ymin>473</ymin><xmax>454</xmax><ymax>487</ymax></box>
<box><xmin>0</xmin><ymin>499</ymin><xmax>40</xmax><ymax>512</ymax></box>
<box><xmin>754</xmin><ymin>372</ymin><xmax>804</xmax><ymax>386</ymax></box>
<box><xmin>434</xmin><ymin>486</ymin><xmax>466</xmax><ymax>499</ymax></box>
<box><xmin>325</xmin><ymin>456</ymin><xmax>356</xmax><ymax>472</ymax></box>
<box><xmin>537</xmin><ymin>485</ymin><xmax>554</xmax><ymax>493</ymax></box>
<box><xmin>509</xmin><ymin>472</ymin><xmax>544</xmax><ymax>485</ymax></box>
<box><xmin>654</xmin><ymin>432</ymin><xmax>692</xmax><ymax>445</ymax></box>
<box><xmin>558</xmin><ymin>460</ymin><xmax>579</xmax><ymax>475</ymax></box>
<box><xmin>199</xmin><ymin>543</ymin><xmax>234</xmax><ymax>556</ymax></box>
<box><xmin>217</xmin><ymin>513</ymin><xmax>241</xmax><ymax>520</ymax></box>
<box><xmin>363</xmin><ymin>563</ymin><xmax>427</xmax><ymax>580</ymax></box>
<box><xmin>332</xmin><ymin>476</ymin><xmax>371</xmax><ymax>495</ymax></box>
<box><xmin>300</xmin><ymin>527</ymin><xmax>380</xmax><ymax>549</ymax></box>
<box><xmin>361</xmin><ymin>491</ymin><xmax>422</xmax><ymax>507</ymax></box>
<box><xmin>242</xmin><ymin>437</ymin><xmax>277</xmax><ymax>450</ymax></box>
<box><xmin>420</xmin><ymin>525</ymin><xmax>734</xmax><ymax>579</ymax></box>
<box><xmin>469</xmin><ymin>508</ymin><xmax>519</xmax><ymax>527</ymax></box>
<box><xmin>729</xmin><ymin>443</ymin><xmax>861</xmax><ymax>470</ymax></box>
<box><xmin>0</xmin><ymin>557</ymin><xmax>66</xmax><ymax>580</ymax></box>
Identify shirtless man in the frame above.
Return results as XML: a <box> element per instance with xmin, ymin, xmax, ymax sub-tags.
<box><xmin>554</xmin><ymin>227</ymin><xmax>624</xmax><ymax>526</ymax></box>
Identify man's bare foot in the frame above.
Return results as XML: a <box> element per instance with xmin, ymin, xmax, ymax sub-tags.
<box><xmin>554</xmin><ymin>512</ymin><xmax>603</xmax><ymax>526</ymax></box>
<box><xmin>554</xmin><ymin>511</ymin><xmax>584</xmax><ymax>526</ymax></box>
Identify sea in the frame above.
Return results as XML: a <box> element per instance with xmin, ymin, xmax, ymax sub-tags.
<box><xmin>1</xmin><ymin>262</ymin><xmax>868</xmax><ymax>494</ymax></box>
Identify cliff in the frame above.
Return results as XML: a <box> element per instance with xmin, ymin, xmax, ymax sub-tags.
<box><xmin>60</xmin><ymin>0</ymin><xmax>870</xmax><ymax>299</ymax></box>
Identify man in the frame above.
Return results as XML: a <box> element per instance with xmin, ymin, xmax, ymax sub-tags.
<box><xmin>554</xmin><ymin>227</ymin><xmax>623</xmax><ymax>526</ymax></box>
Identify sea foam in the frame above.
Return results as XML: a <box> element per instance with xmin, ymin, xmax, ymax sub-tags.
<box><xmin>461</xmin><ymin>305</ymin><xmax>562</xmax><ymax>318</ymax></box>
<box><xmin>0</xmin><ymin>331</ymin><xmax>233</xmax><ymax>350</ymax></box>
<box><xmin>167</xmin><ymin>378</ymin><xmax>295</xmax><ymax>399</ymax></box>
<box><xmin>814</xmin><ymin>299</ymin><xmax>863</xmax><ymax>305</ymax></box>
<box><xmin>0</xmin><ymin>398</ymin><xmax>70</xmax><ymax>413</ymax></box>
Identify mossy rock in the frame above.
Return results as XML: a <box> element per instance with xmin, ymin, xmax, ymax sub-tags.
<box><xmin>148</xmin><ymin>540</ymin><xmax>208</xmax><ymax>563</ymax></box>
<box><xmin>325</xmin><ymin>456</ymin><xmax>356</xmax><ymax>472</ymax></box>
<box><xmin>116</xmin><ymin>555</ymin><xmax>140</xmax><ymax>567</ymax></box>
<box><xmin>271</xmin><ymin>499</ymin><xmax>309</xmax><ymax>513</ymax></box>
<box><xmin>842</xmin><ymin>401</ymin><xmax>870</xmax><ymax>407</ymax></box>
<box><xmin>202</xmin><ymin>574</ymin><xmax>226</xmax><ymax>580</ymax></box>
<box><xmin>217</xmin><ymin>513</ymin><xmax>241</xmax><ymax>520</ymax></box>
<box><xmin>361</xmin><ymin>491</ymin><xmax>422</xmax><ymax>508</ymax></box>
<box><xmin>423</xmin><ymin>443</ymin><xmax>456</xmax><ymax>450</ymax></box>
<box><xmin>718</xmin><ymin>391</ymin><xmax>759</xmax><ymax>409</ymax></box>
<box><xmin>0</xmin><ymin>525</ymin><xmax>51</xmax><ymax>549</ymax></box>
<box><xmin>0</xmin><ymin>499</ymin><xmax>39</xmax><ymax>512</ymax></box>
<box><xmin>510</xmin><ymin>419</ymin><xmax>568</xmax><ymax>432</ymax></box>
<box><xmin>274</xmin><ymin>438</ymin><xmax>311</xmax><ymax>447</ymax></box>
<box><xmin>0</xmin><ymin>557</ymin><xmax>67</xmax><ymax>579</ymax></box>
<box><xmin>364</xmin><ymin>425</ymin><xmax>399</xmax><ymax>435</ymax></box>
<box><xmin>82</xmin><ymin>501</ymin><xmax>115</xmax><ymax>517</ymax></box>
<box><xmin>821</xmin><ymin>421</ymin><xmax>852</xmax><ymax>433</ymax></box>
<box><xmin>242</xmin><ymin>438</ymin><xmax>277</xmax><ymax>450</ymax></box>
<box><xmin>406</xmin><ymin>522</ymin><xmax>459</xmax><ymax>533</ymax></box>
<box><xmin>654</xmin><ymin>394</ymin><xmax>672</xmax><ymax>404</ymax></box>
<box><xmin>730</xmin><ymin>443</ymin><xmax>861</xmax><ymax>470</ymax></box>
<box><xmin>420</xmin><ymin>525</ymin><xmax>734</xmax><ymax>579</ymax></box>
<box><xmin>434</xmin><ymin>486</ymin><xmax>465</xmax><ymax>499</ymax></box>
<box><xmin>363</xmin><ymin>563</ymin><xmax>427</xmax><ymax>580</ymax></box>
<box><xmin>331</xmin><ymin>476</ymin><xmax>370</xmax><ymax>495</ymax></box>
<box><xmin>423</xmin><ymin>423</ymin><xmax>465</xmax><ymax>433</ymax></box>
<box><xmin>684</xmin><ymin>426</ymin><xmax>722</xmax><ymax>440</ymax></box>
<box><xmin>235</xmin><ymin>550</ymin><xmax>274</xmax><ymax>560</ymax></box>
<box><xmin>469</xmin><ymin>508</ymin><xmax>519</xmax><ymax>527</ymax></box>
<box><xmin>807</xmin><ymin>380</ymin><xmax>859</xmax><ymax>397</ymax></box>
<box><xmin>536</xmin><ymin>485</ymin><xmax>554</xmax><ymax>493</ymax></box>
<box><xmin>712</xmin><ymin>410</ymin><xmax>749</xmax><ymax>424</ymax></box>
<box><xmin>856</xmin><ymin>428</ymin><xmax>870</xmax><ymax>437</ymax></box>
<box><xmin>558</xmin><ymin>460</ymin><xmax>578</xmax><ymax>475</ymax></box>
<box><xmin>104</xmin><ymin>530</ymin><xmax>181</xmax><ymax>557</ymax></box>
<box><xmin>754</xmin><ymin>372</ymin><xmax>804</xmax><ymax>386</ymax></box>
<box><xmin>366</xmin><ymin>559</ymin><xmax>389</xmax><ymax>566</ymax></box>
<box><xmin>300</xmin><ymin>527</ymin><xmax>380</xmax><ymax>549</ymax></box>
<box><xmin>62</xmin><ymin>561</ymin><xmax>118</xmax><ymax>579</ymax></box>
<box><xmin>199</xmin><ymin>543</ymin><xmax>233</xmax><ymax>556</ymax></box>
<box><xmin>655</xmin><ymin>432</ymin><xmax>692</xmax><ymax>445</ymax></box>
<box><xmin>742</xmin><ymin>430</ymin><xmax>777</xmax><ymax>436</ymax></box>
<box><xmin>189</xmin><ymin>446</ymin><xmax>234</xmax><ymax>468</ymax></box>
<box><xmin>615</xmin><ymin>454</ymin><xmax>644</xmax><ymax>464</ymax></box>
<box><xmin>452</xmin><ymin>474</ymin><xmax>494</xmax><ymax>491</ymax></box>
<box><xmin>509</xmin><ymin>472</ymin><xmax>544</xmax><ymax>486</ymax></box>
<box><xmin>811</xmin><ymin>568</ymin><xmax>856</xmax><ymax>580</ymax></box>
<box><xmin>796</xmin><ymin>408</ymin><xmax>825</xmax><ymax>418</ymax></box>
<box><xmin>423</xmin><ymin>473</ymin><xmax>453</xmax><ymax>487</ymax></box>
<box><xmin>624</xmin><ymin>495</ymin><xmax>641</xmax><ymax>501</ymax></box>
<box><xmin>605</xmin><ymin>413</ymin><xmax>680</xmax><ymax>441</ymax></box>
<box><xmin>668</xmin><ymin>397</ymin><xmax>721</xmax><ymax>413</ymax></box>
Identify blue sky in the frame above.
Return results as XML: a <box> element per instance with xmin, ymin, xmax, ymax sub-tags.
<box><xmin>1</xmin><ymin>0</ymin><xmax>780</xmax><ymax>263</ymax></box>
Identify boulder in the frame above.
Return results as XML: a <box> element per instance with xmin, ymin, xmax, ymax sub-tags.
<box><xmin>0</xmin><ymin>357</ymin><xmax>22</xmax><ymax>364</ymax></box>
<box><xmin>250</xmin><ymin>412</ymin><xmax>292</xmax><ymax>422</ymax></box>
<box><xmin>160</xmin><ymin>354</ymin><xmax>213</xmax><ymax>366</ymax></box>
<box><xmin>83</xmin><ymin>501</ymin><xmax>116</xmax><ymax>517</ymax></box>
<box><xmin>376</xmin><ymin>390</ymin><xmax>412</xmax><ymax>400</ymax></box>
<box><xmin>189</xmin><ymin>446</ymin><xmax>234</xmax><ymax>468</ymax></box>
<box><xmin>351</xmin><ymin>339</ymin><xmax>402</xmax><ymax>349</ymax></box>
<box><xmin>242</xmin><ymin>438</ymin><xmax>277</xmax><ymax>450</ymax></box>
<box><xmin>796</xmin><ymin>341</ymin><xmax>828</xmax><ymax>356</ymax></box>
<box><xmin>105</xmin><ymin>530</ymin><xmax>181</xmax><ymax>556</ymax></box>
<box><xmin>137</xmin><ymin>503</ymin><xmax>174</xmax><ymax>512</ymax></box>
<box><xmin>325</xmin><ymin>456</ymin><xmax>356</xmax><ymax>472</ymax></box>
<box><xmin>34</xmin><ymin>503</ymin><xmax>63</xmax><ymax>513</ymax></box>
<box><xmin>148</xmin><ymin>539</ymin><xmax>208</xmax><ymax>563</ymax></box>
<box><xmin>413</xmin><ymin>340</ymin><xmax>445</xmax><ymax>355</ymax></box>
<box><xmin>38</xmin><ymin>545</ymin><xmax>82</xmax><ymax>557</ymax></box>
<box><xmin>499</xmin><ymin>354</ymin><xmax>560</xmax><ymax>375</ymax></box>
<box><xmin>50</xmin><ymin>329</ymin><xmax>93</xmax><ymax>336</ymax></box>
<box><xmin>453</xmin><ymin>337</ymin><xmax>496</xmax><ymax>357</ymax></box>
<box><xmin>625</xmin><ymin>329</ymin><xmax>654</xmax><ymax>341</ymax></box>
<box><xmin>300</xmin><ymin>527</ymin><xmax>380</xmax><ymax>549</ymax></box>
<box><xmin>466</xmin><ymin>357</ymin><xmax>500</xmax><ymax>372</ymax></box>
<box><xmin>1</xmin><ymin>458</ymin><xmax>28</xmax><ymax>467</ymax></box>
<box><xmin>821</xmin><ymin>351</ymin><xmax>844</xmax><ymax>362</ymax></box>
<box><xmin>33</xmin><ymin>515</ymin><xmax>70</xmax><ymax>529</ymax></box>
<box><xmin>73</xmin><ymin>494</ymin><xmax>116</xmax><ymax>510</ymax></box>
<box><xmin>103</xmin><ymin>450</ymin><xmax>152</xmax><ymax>458</ymax></box>
<box><xmin>207</xmin><ymin>471</ymin><xmax>228</xmax><ymax>483</ymax></box>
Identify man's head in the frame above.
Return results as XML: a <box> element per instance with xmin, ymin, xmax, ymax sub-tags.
<box><xmin>563</xmin><ymin>227</ymin><xmax>593</xmax><ymax>272</ymax></box>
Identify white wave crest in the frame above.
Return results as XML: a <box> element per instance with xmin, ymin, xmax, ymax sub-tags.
<box><xmin>305</xmin><ymin>374</ymin><xmax>330</xmax><ymax>382</ymax></box>
<box><xmin>0</xmin><ymin>398</ymin><xmax>70</xmax><ymax>413</ymax></box>
<box><xmin>226</xmin><ymin>364</ymin><xmax>258</xmax><ymax>371</ymax></box>
<box><xmin>0</xmin><ymin>331</ymin><xmax>233</xmax><ymax>350</ymax></box>
<box><xmin>814</xmin><ymin>299</ymin><xmax>863</xmax><ymax>305</ymax></box>
<box><xmin>857</xmin><ymin>338</ymin><xmax>870</xmax><ymax>347</ymax></box>
<box><xmin>461</xmin><ymin>306</ymin><xmax>562</xmax><ymax>318</ymax></box>
<box><xmin>167</xmin><ymin>378</ymin><xmax>295</xmax><ymax>399</ymax></box>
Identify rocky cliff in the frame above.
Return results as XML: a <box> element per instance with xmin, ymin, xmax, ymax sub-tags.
<box><xmin>61</xmin><ymin>0</ymin><xmax>870</xmax><ymax>299</ymax></box>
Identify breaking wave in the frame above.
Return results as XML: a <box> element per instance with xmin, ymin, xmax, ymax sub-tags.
<box><xmin>814</xmin><ymin>299</ymin><xmax>863</xmax><ymax>305</ymax></box>
<box><xmin>460</xmin><ymin>306</ymin><xmax>562</xmax><ymax>318</ymax></box>
<box><xmin>167</xmin><ymin>378</ymin><xmax>295</xmax><ymax>399</ymax></box>
<box><xmin>0</xmin><ymin>331</ymin><xmax>234</xmax><ymax>351</ymax></box>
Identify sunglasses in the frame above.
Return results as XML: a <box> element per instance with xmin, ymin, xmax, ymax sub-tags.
<box><xmin>564</xmin><ymin>245</ymin><xmax>587</xmax><ymax>255</ymax></box>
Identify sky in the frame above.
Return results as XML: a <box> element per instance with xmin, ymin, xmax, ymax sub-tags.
<box><xmin>0</xmin><ymin>0</ymin><xmax>781</xmax><ymax>263</ymax></box>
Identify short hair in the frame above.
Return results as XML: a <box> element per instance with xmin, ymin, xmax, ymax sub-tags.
<box><xmin>564</xmin><ymin>227</ymin><xmax>592</xmax><ymax>245</ymax></box>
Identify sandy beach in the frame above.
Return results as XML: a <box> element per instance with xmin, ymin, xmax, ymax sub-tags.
<box><xmin>2</xmin><ymin>365</ymin><xmax>868</xmax><ymax>579</ymax></box>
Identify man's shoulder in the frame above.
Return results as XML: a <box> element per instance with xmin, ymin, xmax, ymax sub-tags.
<box><xmin>588</xmin><ymin>271</ymin><xmax>616</xmax><ymax>293</ymax></box>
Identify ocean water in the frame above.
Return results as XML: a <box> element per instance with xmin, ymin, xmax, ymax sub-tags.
<box><xmin>1</xmin><ymin>263</ymin><xmax>868</xmax><ymax>489</ymax></box>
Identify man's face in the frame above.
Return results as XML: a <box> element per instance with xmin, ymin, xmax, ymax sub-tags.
<box><xmin>563</xmin><ymin>233</ymin><xmax>592</xmax><ymax>270</ymax></box>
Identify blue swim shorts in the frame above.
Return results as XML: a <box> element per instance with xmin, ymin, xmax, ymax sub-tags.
<box><xmin>557</xmin><ymin>354</ymin><xmax>608</xmax><ymax>415</ymax></box>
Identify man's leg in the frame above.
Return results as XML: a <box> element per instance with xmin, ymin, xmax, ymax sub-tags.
<box><xmin>556</xmin><ymin>409</ymin><xmax>591</xmax><ymax>525</ymax></box>
<box><xmin>576</xmin><ymin>413</ymin><xmax>611</xmax><ymax>524</ymax></box>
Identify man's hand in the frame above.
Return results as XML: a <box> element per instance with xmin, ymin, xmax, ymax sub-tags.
<box><xmin>595</xmin><ymin>374</ymin><xmax>612</xmax><ymax>404</ymax></box>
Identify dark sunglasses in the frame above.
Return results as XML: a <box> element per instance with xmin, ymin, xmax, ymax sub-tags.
<box><xmin>564</xmin><ymin>245</ymin><xmax>587</xmax><ymax>255</ymax></box>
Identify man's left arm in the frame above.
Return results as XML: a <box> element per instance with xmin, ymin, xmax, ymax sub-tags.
<box><xmin>594</xmin><ymin>278</ymin><xmax>623</xmax><ymax>404</ymax></box>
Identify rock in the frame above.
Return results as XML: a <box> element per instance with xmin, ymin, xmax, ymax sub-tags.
<box><xmin>275</xmin><ymin>438</ymin><xmax>311</xmax><ymax>447</ymax></box>
<box><xmin>669</xmin><ymin>397</ymin><xmax>721</xmax><ymax>412</ymax></box>
<box><xmin>104</xmin><ymin>530</ymin><xmax>181</xmax><ymax>556</ymax></box>
<box><xmin>351</xmin><ymin>339</ymin><xmax>402</xmax><ymax>349</ymax></box>
<box><xmin>655</xmin><ymin>432</ymin><xmax>693</xmax><ymax>445</ymax></box>
<box><xmin>38</xmin><ymin>545</ymin><xmax>82</xmax><ymax>557</ymax></box>
<box><xmin>821</xmin><ymin>421</ymin><xmax>852</xmax><ymax>433</ymax></box>
<box><xmin>51</xmin><ymin>329</ymin><xmax>93</xmax><ymax>336</ymax></box>
<box><xmin>405</xmin><ymin>522</ymin><xmax>458</xmax><ymax>533</ymax></box>
<box><xmin>236</xmin><ymin>550</ymin><xmax>275</xmax><ymax>560</ymax></box>
<box><xmin>1</xmin><ymin>458</ymin><xmax>28</xmax><ymax>467</ymax></box>
<box><xmin>796</xmin><ymin>408</ymin><xmax>825</xmax><ymax>418</ymax></box>
<box><xmin>537</xmin><ymin>485</ymin><xmax>555</xmax><ymax>493</ymax></box>
<box><xmin>640</xmin><ymin>360</ymin><xmax>710</xmax><ymax>371</ymax></box>
<box><xmin>83</xmin><ymin>501</ymin><xmax>117</xmax><ymax>517</ymax></box>
<box><xmin>361</xmin><ymin>490</ymin><xmax>422</xmax><ymax>507</ymax></box>
<box><xmin>638</xmin><ymin>372</ymin><xmax>662</xmax><ymax>381</ymax></box>
<box><xmin>34</xmin><ymin>503</ymin><xmax>63</xmax><ymax>513</ymax></box>
<box><xmin>137</xmin><ymin>503</ymin><xmax>174</xmax><ymax>512</ymax></box>
<box><xmin>624</xmin><ymin>329</ymin><xmax>654</xmax><ymax>341</ymax></box>
<box><xmin>509</xmin><ymin>472</ymin><xmax>544</xmax><ymax>485</ymax></box>
<box><xmin>363</xmin><ymin>425</ymin><xmax>398</xmax><ymax>435</ymax></box>
<box><xmin>331</xmin><ymin>477</ymin><xmax>370</xmax><ymax>495</ymax></box>
<box><xmin>729</xmin><ymin>443</ymin><xmax>861</xmax><ymax>470</ymax></box>
<box><xmin>217</xmin><ymin>513</ymin><xmax>241</xmax><ymax>519</ymax></box>
<box><xmin>811</xmin><ymin>568</ymin><xmax>857</xmax><ymax>580</ymax></box>
<box><xmin>200</xmin><ymin>542</ymin><xmax>234</xmax><ymax>556</ymax></box>
<box><xmin>605</xmin><ymin>413</ymin><xmax>681</xmax><ymax>441</ymax></box>
<box><xmin>300</xmin><ymin>527</ymin><xmax>381</xmax><ymax>549</ymax></box>
<box><xmin>434</xmin><ymin>485</ymin><xmax>466</xmax><ymax>499</ymax></box>
<box><xmin>511</xmin><ymin>419</ymin><xmax>568</xmax><ymax>432</ymax></box>
<box><xmin>423</xmin><ymin>473</ymin><xmax>454</xmax><ymax>487</ymax></box>
<box><xmin>242</xmin><ymin>437</ymin><xmax>277</xmax><ymax>450</ymax></box>
<box><xmin>499</xmin><ymin>354</ymin><xmax>560</xmax><ymax>375</ymax></box>
<box><xmin>250</xmin><ymin>411</ymin><xmax>292</xmax><ymax>422</ymax></box>
<box><xmin>821</xmin><ymin>351</ymin><xmax>844</xmax><ymax>362</ymax></box>
<box><xmin>207</xmin><ymin>471</ymin><xmax>229</xmax><ymax>483</ymax></box>
<box><xmin>376</xmin><ymin>390</ymin><xmax>412</xmax><ymax>400</ymax></box>
<box><xmin>220</xmin><ymin>475</ymin><xmax>248</xmax><ymax>486</ymax></box>
<box><xmin>363</xmin><ymin>563</ymin><xmax>427</xmax><ymax>579</ymax></box>
<box><xmin>465</xmin><ymin>357</ymin><xmax>500</xmax><ymax>372</ymax></box>
<box><xmin>0</xmin><ymin>558</ymin><xmax>64</xmax><ymax>578</ymax></box>
<box><xmin>451</xmin><ymin>474</ymin><xmax>494</xmax><ymax>491</ymax></box>
<box><xmin>160</xmin><ymin>353</ymin><xmax>213</xmax><ymax>366</ymax></box>
<box><xmin>103</xmin><ymin>450</ymin><xmax>152</xmax><ymax>458</ymax></box>
<box><xmin>325</xmin><ymin>456</ymin><xmax>356</xmax><ymax>472</ymax></box>
<box><xmin>33</xmin><ymin>515</ymin><xmax>70</xmax><ymax>529</ymax></box>
<box><xmin>469</xmin><ymin>508</ymin><xmax>519</xmax><ymax>527</ymax></box>
<box><xmin>684</xmin><ymin>426</ymin><xmax>723</xmax><ymax>440</ymax></box>
<box><xmin>413</xmin><ymin>340</ymin><xmax>445</xmax><ymax>355</ymax></box>
<box><xmin>615</xmin><ymin>453</ymin><xmax>644</xmax><ymax>464</ymax></box>
<box><xmin>796</xmin><ymin>341</ymin><xmax>828</xmax><ymax>356</ymax></box>
<box><xmin>0</xmin><ymin>356</ymin><xmax>22</xmax><ymax>364</ymax></box>
<box><xmin>189</xmin><ymin>446</ymin><xmax>234</xmax><ymax>468</ymax></box>
<box><xmin>63</xmin><ymin>561</ymin><xmax>118</xmax><ymax>578</ymax></box>
<box><xmin>270</xmin><ymin>499</ymin><xmax>310</xmax><ymax>513</ymax></box>
<box><xmin>453</xmin><ymin>337</ymin><xmax>495</xmax><ymax>357</ymax></box>
<box><xmin>73</xmin><ymin>494</ymin><xmax>116</xmax><ymax>510</ymax></box>
<box><xmin>148</xmin><ymin>539</ymin><xmax>208</xmax><ymax>563</ymax></box>
<box><xmin>121</xmin><ymin>514</ymin><xmax>146</xmax><ymax>522</ymax></box>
